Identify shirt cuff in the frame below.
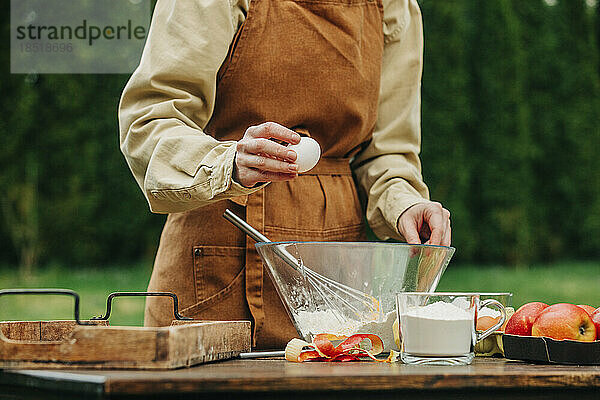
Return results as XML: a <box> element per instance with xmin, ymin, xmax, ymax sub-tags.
<box><xmin>369</xmin><ymin>192</ymin><xmax>428</xmax><ymax>241</ymax></box>
<box><xmin>146</xmin><ymin>144</ymin><xmax>267</xmax><ymax>213</ymax></box>
<box><xmin>209</xmin><ymin>145</ymin><xmax>269</xmax><ymax>204</ymax></box>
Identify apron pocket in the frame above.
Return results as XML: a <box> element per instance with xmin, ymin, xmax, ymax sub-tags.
<box><xmin>182</xmin><ymin>245</ymin><xmax>250</xmax><ymax>320</ymax></box>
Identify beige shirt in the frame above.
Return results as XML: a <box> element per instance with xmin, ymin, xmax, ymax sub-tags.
<box><xmin>118</xmin><ymin>0</ymin><xmax>429</xmax><ymax>241</ymax></box>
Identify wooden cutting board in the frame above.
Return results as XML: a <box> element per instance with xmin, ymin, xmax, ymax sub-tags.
<box><xmin>0</xmin><ymin>319</ymin><xmax>251</xmax><ymax>370</ymax></box>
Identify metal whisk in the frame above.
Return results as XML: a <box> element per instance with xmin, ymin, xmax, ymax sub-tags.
<box><xmin>223</xmin><ymin>209</ymin><xmax>381</xmax><ymax>323</ymax></box>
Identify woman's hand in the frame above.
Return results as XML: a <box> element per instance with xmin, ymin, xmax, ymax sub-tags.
<box><xmin>234</xmin><ymin>122</ymin><xmax>301</xmax><ymax>188</ymax></box>
<box><xmin>397</xmin><ymin>202</ymin><xmax>451</xmax><ymax>246</ymax></box>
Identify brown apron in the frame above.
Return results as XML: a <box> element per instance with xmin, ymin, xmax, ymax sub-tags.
<box><xmin>144</xmin><ymin>0</ymin><xmax>384</xmax><ymax>350</ymax></box>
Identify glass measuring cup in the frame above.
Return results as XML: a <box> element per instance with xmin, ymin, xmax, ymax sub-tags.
<box><xmin>395</xmin><ymin>292</ymin><xmax>506</xmax><ymax>365</ymax></box>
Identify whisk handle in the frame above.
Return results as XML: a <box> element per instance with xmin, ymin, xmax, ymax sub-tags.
<box><xmin>223</xmin><ymin>209</ymin><xmax>271</xmax><ymax>243</ymax></box>
<box><xmin>223</xmin><ymin>209</ymin><xmax>301</xmax><ymax>271</ymax></box>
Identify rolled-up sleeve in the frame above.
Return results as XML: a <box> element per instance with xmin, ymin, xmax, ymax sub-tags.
<box><xmin>352</xmin><ymin>0</ymin><xmax>429</xmax><ymax>241</ymax></box>
<box><xmin>118</xmin><ymin>0</ymin><xmax>259</xmax><ymax>214</ymax></box>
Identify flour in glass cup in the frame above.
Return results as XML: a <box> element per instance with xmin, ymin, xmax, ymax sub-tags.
<box><xmin>399</xmin><ymin>301</ymin><xmax>474</xmax><ymax>356</ymax></box>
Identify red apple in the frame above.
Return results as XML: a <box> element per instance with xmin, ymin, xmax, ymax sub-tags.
<box><xmin>505</xmin><ymin>302</ymin><xmax>549</xmax><ymax>336</ymax></box>
<box><xmin>591</xmin><ymin>308</ymin><xmax>600</xmax><ymax>340</ymax></box>
<box><xmin>577</xmin><ymin>304</ymin><xmax>596</xmax><ymax>316</ymax></box>
<box><xmin>531</xmin><ymin>303</ymin><xmax>596</xmax><ymax>341</ymax></box>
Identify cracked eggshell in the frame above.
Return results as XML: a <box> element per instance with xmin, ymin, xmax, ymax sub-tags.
<box><xmin>288</xmin><ymin>137</ymin><xmax>321</xmax><ymax>173</ymax></box>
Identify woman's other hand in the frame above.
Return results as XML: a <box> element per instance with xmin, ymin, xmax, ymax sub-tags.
<box><xmin>234</xmin><ymin>122</ymin><xmax>301</xmax><ymax>188</ymax></box>
<box><xmin>397</xmin><ymin>202</ymin><xmax>451</xmax><ymax>246</ymax></box>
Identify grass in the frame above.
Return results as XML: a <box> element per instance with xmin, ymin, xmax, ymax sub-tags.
<box><xmin>1</xmin><ymin>261</ymin><xmax>599</xmax><ymax>326</ymax></box>
<box><xmin>0</xmin><ymin>262</ymin><xmax>152</xmax><ymax>326</ymax></box>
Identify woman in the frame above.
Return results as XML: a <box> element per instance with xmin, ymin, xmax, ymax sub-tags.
<box><xmin>119</xmin><ymin>0</ymin><xmax>451</xmax><ymax>350</ymax></box>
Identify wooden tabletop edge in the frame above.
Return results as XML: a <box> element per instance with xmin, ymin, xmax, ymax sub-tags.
<box><xmin>103</xmin><ymin>374</ymin><xmax>600</xmax><ymax>395</ymax></box>
<box><xmin>0</xmin><ymin>369</ymin><xmax>105</xmax><ymax>395</ymax></box>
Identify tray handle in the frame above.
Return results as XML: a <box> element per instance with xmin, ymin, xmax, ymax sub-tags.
<box><xmin>0</xmin><ymin>288</ymin><xmax>95</xmax><ymax>325</ymax></box>
<box><xmin>90</xmin><ymin>292</ymin><xmax>193</xmax><ymax>321</ymax></box>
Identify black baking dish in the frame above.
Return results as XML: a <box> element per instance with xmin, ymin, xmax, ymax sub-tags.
<box><xmin>503</xmin><ymin>334</ymin><xmax>600</xmax><ymax>365</ymax></box>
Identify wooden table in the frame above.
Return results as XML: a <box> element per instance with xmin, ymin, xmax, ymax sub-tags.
<box><xmin>1</xmin><ymin>357</ymin><xmax>599</xmax><ymax>400</ymax></box>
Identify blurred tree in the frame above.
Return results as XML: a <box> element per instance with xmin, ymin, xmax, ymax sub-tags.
<box><xmin>550</xmin><ymin>0</ymin><xmax>600</xmax><ymax>257</ymax></box>
<box><xmin>0</xmin><ymin>0</ymin><xmax>598</xmax><ymax>268</ymax></box>
<box><xmin>0</xmin><ymin>2</ymin><xmax>165</xmax><ymax>270</ymax></box>
<box><xmin>420</xmin><ymin>0</ymin><xmax>476</xmax><ymax>261</ymax></box>
<box><xmin>0</xmin><ymin>10</ymin><xmax>42</xmax><ymax>274</ymax></box>
<box><xmin>597</xmin><ymin>1</ymin><xmax>600</xmax><ymax>77</ymax></box>
<box><xmin>516</xmin><ymin>0</ymin><xmax>600</xmax><ymax>260</ymax></box>
<box><xmin>515</xmin><ymin>0</ymin><xmax>565</xmax><ymax>260</ymax></box>
<box><xmin>420</xmin><ymin>0</ymin><xmax>599</xmax><ymax>265</ymax></box>
<box><xmin>472</xmin><ymin>0</ymin><xmax>535</xmax><ymax>265</ymax></box>
<box><xmin>0</xmin><ymin>154</ymin><xmax>40</xmax><ymax>277</ymax></box>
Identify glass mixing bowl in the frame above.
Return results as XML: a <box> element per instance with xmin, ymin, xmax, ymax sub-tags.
<box><xmin>255</xmin><ymin>241</ymin><xmax>455</xmax><ymax>350</ymax></box>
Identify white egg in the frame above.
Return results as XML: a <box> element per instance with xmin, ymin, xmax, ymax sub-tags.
<box><xmin>288</xmin><ymin>137</ymin><xmax>321</xmax><ymax>173</ymax></box>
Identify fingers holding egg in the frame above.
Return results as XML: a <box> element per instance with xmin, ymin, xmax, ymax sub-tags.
<box><xmin>236</xmin><ymin>152</ymin><xmax>298</xmax><ymax>173</ymax></box>
<box><xmin>239</xmin><ymin>138</ymin><xmax>297</xmax><ymax>162</ymax></box>
<box><xmin>247</xmin><ymin>122</ymin><xmax>301</xmax><ymax>145</ymax></box>
<box><xmin>287</xmin><ymin>137</ymin><xmax>321</xmax><ymax>173</ymax></box>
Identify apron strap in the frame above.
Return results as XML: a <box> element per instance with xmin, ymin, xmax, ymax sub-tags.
<box><xmin>301</xmin><ymin>157</ymin><xmax>352</xmax><ymax>176</ymax></box>
<box><xmin>232</xmin><ymin>157</ymin><xmax>351</xmax><ymax>205</ymax></box>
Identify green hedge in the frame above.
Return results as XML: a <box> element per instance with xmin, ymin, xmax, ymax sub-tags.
<box><xmin>0</xmin><ymin>0</ymin><xmax>598</xmax><ymax>269</ymax></box>
<box><xmin>419</xmin><ymin>0</ymin><xmax>600</xmax><ymax>264</ymax></box>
